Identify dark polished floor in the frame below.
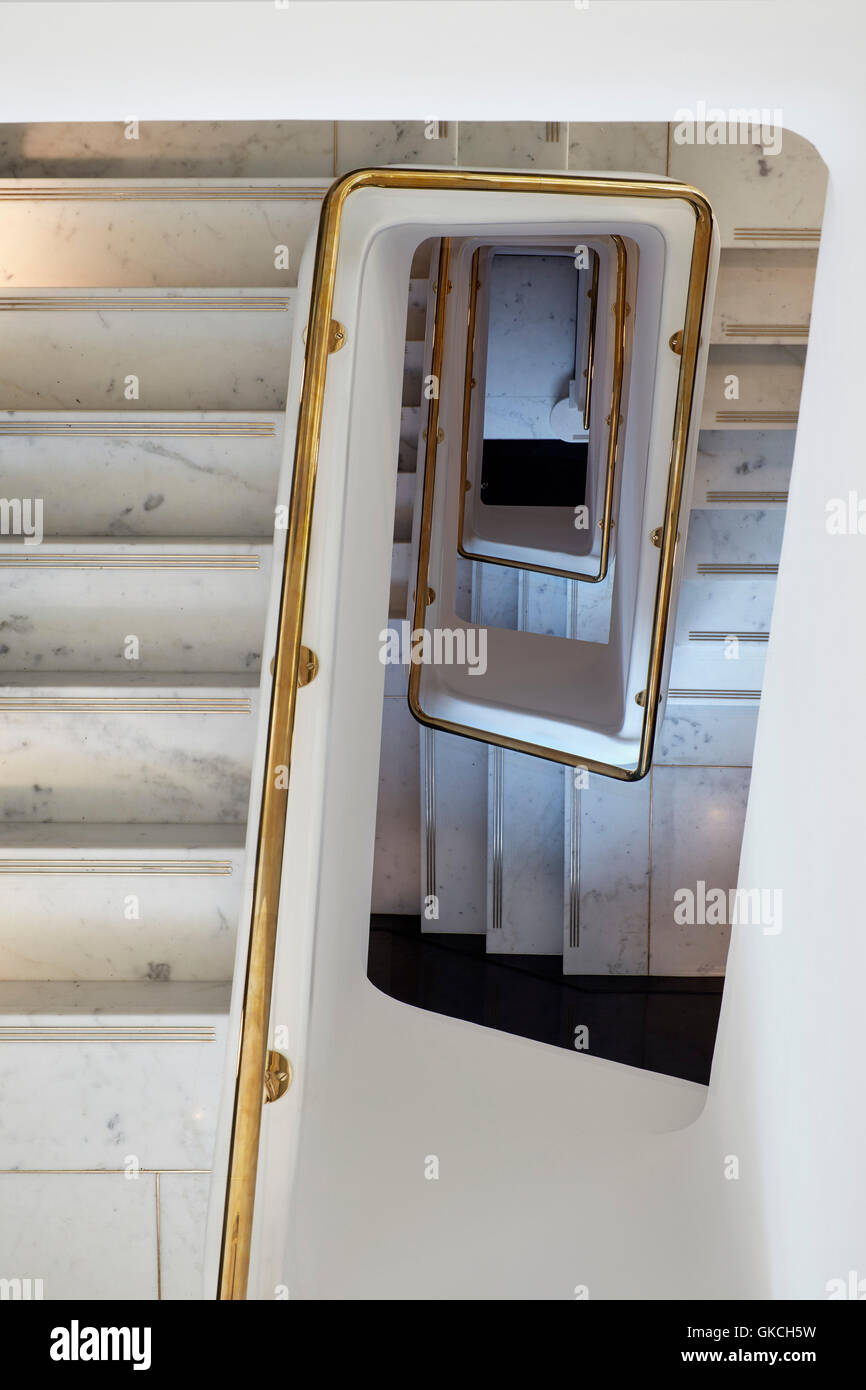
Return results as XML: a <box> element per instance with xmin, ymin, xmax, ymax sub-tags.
<box><xmin>368</xmin><ymin>915</ymin><xmax>724</xmax><ymax>1085</ymax></box>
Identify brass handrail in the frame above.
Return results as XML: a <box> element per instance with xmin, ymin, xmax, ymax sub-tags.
<box><xmin>217</xmin><ymin>168</ymin><xmax>714</xmax><ymax>1299</ymax></box>
<box><xmin>456</xmin><ymin>235</ymin><xmax>627</xmax><ymax>583</ymax></box>
<box><xmin>583</xmin><ymin>246</ymin><xmax>600</xmax><ymax>430</ymax></box>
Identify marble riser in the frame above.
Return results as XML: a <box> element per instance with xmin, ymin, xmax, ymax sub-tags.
<box><xmin>701</xmin><ymin>346</ymin><xmax>805</xmax><ymax>430</ymax></box>
<box><xmin>371</xmin><ymin>698</ymin><xmax>420</xmax><ymax>916</ymax></box>
<box><xmin>0</xmin><ymin>411</ymin><xmax>283</xmax><ymax>537</ymax></box>
<box><xmin>684</xmin><ymin>507</ymin><xmax>786</xmax><ymax>579</ymax></box>
<box><xmin>0</xmin><ymin>870</ymin><xmax>242</xmax><ymax>981</ymax></box>
<box><xmin>0</xmin><ymin>293</ymin><xmax>294</xmax><ymax>411</ymax></box>
<box><xmin>0</xmin><ymin>981</ymin><xmax>229</xmax><ymax>1171</ymax></box>
<box><xmin>420</xmin><ymin>728</ymin><xmax>488</xmax><ymax>934</ymax></box>
<box><xmin>655</xmin><ymin>704</ymin><xmax>759</xmax><ymax>764</ymax></box>
<box><xmin>563</xmin><ymin>772</ymin><xmax>650</xmax><ymax>975</ymax></box>
<box><xmin>675</xmin><ymin>575</ymin><xmax>776</xmax><ymax>634</ymax></box>
<box><xmin>668</xmin><ymin>646</ymin><xmax>767</xmax><ymax>694</ymax></box>
<box><xmin>486</xmin><ymin>748</ymin><xmax>565</xmax><ymax>956</ymax></box>
<box><xmin>710</xmin><ymin>249</ymin><xmax>816</xmax><ymax>344</ymax></box>
<box><xmin>399</xmin><ymin>405</ymin><xmax>422</xmax><ymax>472</ymax></box>
<box><xmin>0</xmin><ymin>179</ymin><xmax>329</xmax><ymax>288</ymax></box>
<box><xmin>693</xmin><ymin>429</ymin><xmax>793</xmax><ymax>507</ymax></box>
<box><xmin>0</xmin><ymin>542</ymin><xmax>272</xmax><ymax>674</ymax></box>
<box><xmin>0</xmin><ymin>681</ymin><xmax>258</xmax><ymax>823</ymax></box>
<box><xmin>405</xmin><ymin>279</ymin><xmax>430</xmax><ymax>341</ymax></box>
<box><xmin>563</xmin><ymin>766</ymin><xmax>750</xmax><ymax>977</ymax></box>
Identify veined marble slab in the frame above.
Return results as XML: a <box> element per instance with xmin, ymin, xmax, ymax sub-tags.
<box><xmin>487</xmin><ymin>747</ymin><xmax>565</xmax><ymax>955</ymax></box>
<box><xmin>158</xmin><ymin>1170</ymin><xmax>212</xmax><ymax>1301</ymax></box>
<box><xmin>0</xmin><ymin>411</ymin><xmax>282</xmax><ymax>537</ymax></box>
<box><xmin>0</xmin><ymin>827</ymin><xmax>244</xmax><ymax>981</ymax></box>
<box><xmin>684</xmin><ymin>507</ymin><xmax>786</xmax><ymax>579</ymax></box>
<box><xmin>421</xmin><ymin>728</ymin><xmax>488</xmax><ymax>935</ymax></box>
<box><xmin>0</xmin><ymin>676</ymin><xmax>257</xmax><ymax>823</ymax></box>
<box><xmin>567</xmin><ymin>122</ymin><xmax>668</xmax><ymax>175</ymax></box>
<box><xmin>563</xmin><ymin>771</ymin><xmax>650</xmax><ymax>975</ymax></box>
<box><xmin>0</xmin><ymin>122</ymin><xmax>335</xmax><ymax>179</ymax></box>
<box><xmin>0</xmin><ymin>980</ymin><xmax>229</xmax><ymax>1170</ymax></box>
<box><xmin>336</xmin><ymin>121</ymin><xmax>458</xmax><ymax>173</ymax></box>
<box><xmin>0</xmin><ymin>539</ymin><xmax>271</xmax><ymax>674</ymax></box>
<box><xmin>650</xmin><ymin>765</ymin><xmax>751</xmax><ymax>975</ymax></box>
<box><xmin>654</xmin><ymin>704</ymin><xmax>759</xmax><ymax>766</ymax></box>
<box><xmin>711</xmin><ymin>249</ymin><xmax>816</xmax><ymax>343</ymax></box>
<box><xmin>674</xmin><ymin>576</ymin><xmax>777</xmax><ymax>644</ymax></box>
<box><xmin>693</xmin><ymin>430</ymin><xmax>794</xmax><ymax>507</ymax></box>
<box><xmin>458</xmin><ymin>122</ymin><xmax>568</xmax><ymax>170</ymax></box>
<box><xmin>0</xmin><ymin>1172</ymin><xmax>158</xmax><ymax>1300</ymax></box>
<box><xmin>372</xmin><ymin>698</ymin><xmax>420</xmax><ymax>916</ymax></box>
<box><xmin>0</xmin><ymin>288</ymin><xmax>294</xmax><ymax>411</ymax></box>
<box><xmin>702</xmin><ymin>345</ymin><xmax>805</xmax><ymax>429</ymax></box>
<box><xmin>0</xmin><ymin>177</ymin><xmax>329</xmax><ymax>288</ymax></box>
<box><xmin>667</xmin><ymin>127</ymin><xmax>827</xmax><ymax>248</ymax></box>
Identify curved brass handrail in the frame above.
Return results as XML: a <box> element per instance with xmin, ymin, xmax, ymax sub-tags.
<box><xmin>456</xmin><ymin>235</ymin><xmax>627</xmax><ymax>582</ymax></box>
<box><xmin>583</xmin><ymin>246</ymin><xmax>600</xmax><ymax>430</ymax></box>
<box><xmin>217</xmin><ymin>168</ymin><xmax>714</xmax><ymax>1300</ymax></box>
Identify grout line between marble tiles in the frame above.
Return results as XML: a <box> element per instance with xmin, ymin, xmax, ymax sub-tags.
<box><xmin>155</xmin><ymin>1171</ymin><xmax>162</xmax><ymax>1301</ymax></box>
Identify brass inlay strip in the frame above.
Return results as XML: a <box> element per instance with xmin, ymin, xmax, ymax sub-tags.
<box><xmin>723</xmin><ymin>323</ymin><xmax>808</xmax><ymax>338</ymax></box>
<box><xmin>583</xmin><ymin>247</ymin><xmax>599</xmax><ymax>430</ymax></box>
<box><xmin>0</xmin><ymin>186</ymin><xmax>326</xmax><ymax>201</ymax></box>
<box><xmin>0</xmin><ymin>860</ymin><xmax>233</xmax><ymax>875</ymax></box>
<box><xmin>0</xmin><ymin>697</ymin><xmax>252</xmax><ymax>712</ymax></box>
<box><xmin>0</xmin><ymin>554</ymin><xmax>260</xmax><ymax>569</ymax></box>
<box><xmin>0</xmin><ymin>297</ymin><xmax>290</xmax><ymax>312</ymax></box>
<box><xmin>689</xmin><ymin>631</ymin><xmax>768</xmax><ymax>643</ymax></box>
<box><xmin>457</xmin><ymin>236</ymin><xmax>625</xmax><ymax>582</ymax></box>
<box><xmin>218</xmin><ymin>168</ymin><xmax>715</xmax><ymax>1305</ymax></box>
<box><xmin>705</xmin><ymin>490</ymin><xmax>788</xmax><ymax>503</ymax></box>
<box><xmin>0</xmin><ymin>1028</ymin><xmax>216</xmax><ymax>1041</ymax></box>
<box><xmin>733</xmin><ymin>227</ymin><xmax>820</xmax><ymax>241</ymax></box>
<box><xmin>697</xmin><ymin>563</ymin><xmax>778</xmax><ymax>576</ymax></box>
<box><xmin>668</xmin><ymin>689</ymin><xmax>762</xmax><ymax>700</ymax></box>
<box><xmin>715</xmin><ymin>411</ymin><xmax>798</xmax><ymax>424</ymax></box>
<box><xmin>0</xmin><ymin>422</ymin><xmax>275</xmax><ymax>438</ymax></box>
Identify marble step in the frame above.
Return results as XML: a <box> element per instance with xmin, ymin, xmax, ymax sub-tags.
<box><xmin>405</xmin><ymin>278</ymin><xmax>430</xmax><ymax>341</ymax></box>
<box><xmin>0</xmin><ymin>411</ymin><xmax>283</xmax><ymax>537</ymax></box>
<box><xmin>693</xmin><ymin>429</ymin><xmax>793</xmax><ymax>507</ymax></box>
<box><xmin>0</xmin><ymin>980</ymin><xmax>230</xmax><ymax>1169</ymax></box>
<box><xmin>393</xmin><ymin>473</ymin><xmax>416</xmax><ymax>544</ymax></box>
<box><xmin>562</xmin><ymin>772</ymin><xmax>650</xmax><ymax>974</ymax></box>
<box><xmin>674</xmin><ymin>576</ymin><xmax>776</xmax><ymax>646</ymax></box>
<box><xmin>0</xmin><ymin>177</ymin><xmax>330</xmax><ymax>288</ymax></box>
<box><xmin>701</xmin><ymin>345</ymin><xmax>805</xmax><ymax>430</ymax></box>
<box><xmin>399</xmin><ymin>405</ymin><xmax>423</xmax><ymax>472</ymax></box>
<box><xmin>0</xmin><ymin>674</ymin><xmax>258</xmax><ymax>823</ymax></box>
<box><xmin>487</xmin><ymin>747</ymin><xmax>566</xmax><ymax>956</ymax></box>
<box><xmin>402</xmin><ymin>340</ymin><xmax>424</xmax><ymax>407</ymax></box>
<box><xmin>667</xmin><ymin>128</ymin><xmax>827</xmax><ymax>250</ymax></box>
<box><xmin>654</xmin><ymin>702</ymin><xmax>759</xmax><ymax>765</ymax></box>
<box><xmin>389</xmin><ymin>541</ymin><xmax>411</xmax><ymax>619</ymax></box>
<box><xmin>0</xmin><ymin>538</ymin><xmax>272</xmax><ymax>674</ymax></box>
<box><xmin>710</xmin><ymin>249</ymin><xmax>815</xmax><ymax>344</ymax></box>
<box><xmin>0</xmin><ymin>288</ymin><xmax>294</xmax><ymax>411</ymax></box>
<box><xmin>684</xmin><ymin>508</ymin><xmax>786</xmax><ymax>580</ymax></box>
<box><xmin>0</xmin><ymin>825</ymin><xmax>244</xmax><ymax>981</ymax></box>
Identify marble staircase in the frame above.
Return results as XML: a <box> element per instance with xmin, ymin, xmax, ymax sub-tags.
<box><xmin>0</xmin><ymin>178</ymin><xmax>321</xmax><ymax>1300</ymax></box>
